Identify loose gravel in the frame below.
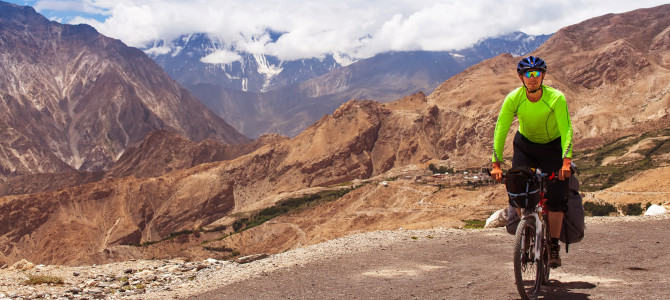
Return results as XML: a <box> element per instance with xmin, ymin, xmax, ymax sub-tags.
<box><xmin>0</xmin><ymin>214</ymin><xmax>667</xmax><ymax>299</ymax></box>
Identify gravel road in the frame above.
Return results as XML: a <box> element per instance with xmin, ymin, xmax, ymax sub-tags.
<box><xmin>186</xmin><ymin>215</ymin><xmax>669</xmax><ymax>300</ymax></box>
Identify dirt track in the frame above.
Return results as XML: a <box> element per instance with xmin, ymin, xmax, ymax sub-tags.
<box><xmin>189</xmin><ymin>215</ymin><xmax>669</xmax><ymax>300</ymax></box>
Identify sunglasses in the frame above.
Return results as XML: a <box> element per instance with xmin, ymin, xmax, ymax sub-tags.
<box><xmin>523</xmin><ymin>70</ymin><xmax>543</xmax><ymax>78</ymax></box>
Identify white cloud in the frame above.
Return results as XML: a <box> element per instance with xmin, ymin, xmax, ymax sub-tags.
<box><xmin>34</xmin><ymin>0</ymin><xmax>670</xmax><ymax>61</ymax></box>
<box><xmin>143</xmin><ymin>45</ymin><xmax>171</xmax><ymax>56</ymax></box>
<box><xmin>34</xmin><ymin>0</ymin><xmax>109</xmax><ymax>15</ymax></box>
<box><xmin>201</xmin><ymin>50</ymin><xmax>243</xmax><ymax>65</ymax></box>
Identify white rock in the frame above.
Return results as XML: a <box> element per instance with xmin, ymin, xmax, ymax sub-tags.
<box><xmin>204</xmin><ymin>258</ymin><xmax>218</xmax><ymax>264</ymax></box>
<box><xmin>644</xmin><ymin>204</ymin><xmax>667</xmax><ymax>216</ymax></box>
<box><xmin>9</xmin><ymin>259</ymin><xmax>34</xmax><ymax>271</ymax></box>
<box><xmin>485</xmin><ymin>208</ymin><xmax>508</xmax><ymax>228</ymax></box>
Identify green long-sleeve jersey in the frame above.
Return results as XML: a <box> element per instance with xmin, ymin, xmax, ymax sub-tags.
<box><xmin>492</xmin><ymin>85</ymin><xmax>573</xmax><ymax>163</ymax></box>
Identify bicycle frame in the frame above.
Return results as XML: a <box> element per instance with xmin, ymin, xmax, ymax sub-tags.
<box><xmin>519</xmin><ymin>172</ymin><xmax>551</xmax><ymax>264</ymax></box>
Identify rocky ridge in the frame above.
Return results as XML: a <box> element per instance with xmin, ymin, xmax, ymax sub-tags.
<box><xmin>0</xmin><ymin>2</ymin><xmax>249</xmax><ymax>181</ymax></box>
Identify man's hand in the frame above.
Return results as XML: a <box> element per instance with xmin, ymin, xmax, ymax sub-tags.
<box><xmin>559</xmin><ymin>158</ymin><xmax>572</xmax><ymax>180</ymax></box>
<box><xmin>491</xmin><ymin>162</ymin><xmax>503</xmax><ymax>182</ymax></box>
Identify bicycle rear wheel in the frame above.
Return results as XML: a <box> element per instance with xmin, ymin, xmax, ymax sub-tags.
<box><xmin>513</xmin><ymin>218</ymin><xmax>543</xmax><ymax>300</ymax></box>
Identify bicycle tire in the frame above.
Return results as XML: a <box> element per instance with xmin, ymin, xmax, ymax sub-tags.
<box><xmin>513</xmin><ymin>218</ymin><xmax>543</xmax><ymax>299</ymax></box>
<box><xmin>541</xmin><ymin>218</ymin><xmax>551</xmax><ymax>285</ymax></box>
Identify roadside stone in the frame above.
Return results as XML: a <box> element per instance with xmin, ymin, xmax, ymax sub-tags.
<box><xmin>235</xmin><ymin>253</ymin><xmax>270</xmax><ymax>264</ymax></box>
<box><xmin>85</xmin><ymin>288</ymin><xmax>103</xmax><ymax>295</ymax></box>
<box><xmin>10</xmin><ymin>259</ymin><xmax>35</xmax><ymax>270</ymax></box>
<box><xmin>485</xmin><ymin>208</ymin><xmax>508</xmax><ymax>228</ymax></box>
<box><xmin>645</xmin><ymin>204</ymin><xmax>667</xmax><ymax>216</ymax></box>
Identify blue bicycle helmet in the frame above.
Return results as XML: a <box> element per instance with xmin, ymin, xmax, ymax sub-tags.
<box><xmin>517</xmin><ymin>56</ymin><xmax>547</xmax><ymax>74</ymax></box>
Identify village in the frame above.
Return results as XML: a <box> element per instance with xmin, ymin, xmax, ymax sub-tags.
<box><xmin>377</xmin><ymin>164</ymin><xmax>494</xmax><ymax>189</ymax></box>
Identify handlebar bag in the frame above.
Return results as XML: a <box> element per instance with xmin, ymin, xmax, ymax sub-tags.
<box><xmin>505</xmin><ymin>167</ymin><xmax>541</xmax><ymax>208</ymax></box>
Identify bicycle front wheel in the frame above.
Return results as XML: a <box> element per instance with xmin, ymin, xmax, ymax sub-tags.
<box><xmin>541</xmin><ymin>218</ymin><xmax>551</xmax><ymax>285</ymax></box>
<box><xmin>513</xmin><ymin>218</ymin><xmax>542</xmax><ymax>300</ymax></box>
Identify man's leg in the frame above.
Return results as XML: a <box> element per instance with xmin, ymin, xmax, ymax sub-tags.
<box><xmin>548</xmin><ymin>211</ymin><xmax>564</xmax><ymax>239</ymax></box>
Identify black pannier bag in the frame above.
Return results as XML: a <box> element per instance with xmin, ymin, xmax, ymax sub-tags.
<box><xmin>559</xmin><ymin>175</ymin><xmax>585</xmax><ymax>247</ymax></box>
<box><xmin>505</xmin><ymin>167</ymin><xmax>541</xmax><ymax>208</ymax></box>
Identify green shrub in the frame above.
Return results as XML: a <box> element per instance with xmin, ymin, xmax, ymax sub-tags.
<box><xmin>583</xmin><ymin>201</ymin><xmax>617</xmax><ymax>216</ymax></box>
<box><xmin>621</xmin><ymin>203</ymin><xmax>643</xmax><ymax>216</ymax></box>
<box><xmin>429</xmin><ymin>164</ymin><xmax>452</xmax><ymax>174</ymax></box>
<box><xmin>25</xmin><ymin>275</ymin><xmax>64</xmax><ymax>285</ymax></box>
<box><xmin>462</xmin><ymin>219</ymin><xmax>485</xmax><ymax>229</ymax></box>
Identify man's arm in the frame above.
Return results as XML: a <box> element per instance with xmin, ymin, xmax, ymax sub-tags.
<box><xmin>491</xmin><ymin>95</ymin><xmax>516</xmax><ymax>181</ymax></box>
<box><xmin>492</xmin><ymin>96</ymin><xmax>516</xmax><ymax>164</ymax></box>
<box><xmin>555</xmin><ymin>95</ymin><xmax>573</xmax><ymax>159</ymax></box>
<box><xmin>555</xmin><ymin>94</ymin><xmax>573</xmax><ymax>180</ymax></box>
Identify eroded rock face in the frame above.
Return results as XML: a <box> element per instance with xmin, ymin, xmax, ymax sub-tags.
<box><xmin>0</xmin><ymin>2</ymin><xmax>249</xmax><ymax>181</ymax></box>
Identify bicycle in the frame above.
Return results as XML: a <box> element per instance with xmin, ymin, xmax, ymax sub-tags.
<box><xmin>489</xmin><ymin>168</ymin><xmax>557</xmax><ymax>300</ymax></box>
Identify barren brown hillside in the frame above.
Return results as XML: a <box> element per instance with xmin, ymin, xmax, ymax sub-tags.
<box><xmin>0</xmin><ymin>5</ymin><xmax>669</xmax><ymax>266</ymax></box>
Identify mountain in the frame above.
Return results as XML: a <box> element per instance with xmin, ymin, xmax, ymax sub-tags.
<box><xmin>0</xmin><ymin>4</ymin><xmax>668</xmax><ymax>266</ymax></box>
<box><xmin>145</xmin><ymin>33</ymin><xmax>343</xmax><ymax>93</ymax></box>
<box><xmin>0</xmin><ymin>2</ymin><xmax>249</xmax><ymax>181</ymax></box>
<box><xmin>146</xmin><ymin>32</ymin><xmax>551</xmax><ymax>138</ymax></box>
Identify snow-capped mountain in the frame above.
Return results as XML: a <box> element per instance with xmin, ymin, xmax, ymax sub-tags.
<box><xmin>451</xmin><ymin>32</ymin><xmax>552</xmax><ymax>67</ymax></box>
<box><xmin>144</xmin><ymin>33</ymin><xmax>343</xmax><ymax>93</ymax></box>
<box><xmin>144</xmin><ymin>32</ymin><xmax>551</xmax><ymax>137</ymax></box>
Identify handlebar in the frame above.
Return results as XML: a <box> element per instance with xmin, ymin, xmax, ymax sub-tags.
<box><xmin>485</xmin><ymin>168</ymin><xmax>566</xmax><ymax>181</ymax></box>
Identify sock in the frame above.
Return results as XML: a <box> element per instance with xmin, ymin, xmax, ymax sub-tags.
<box><xmin>551</xmin><ymin>238</ymin><xmax>559</xmax><ymax>245</ymax></box>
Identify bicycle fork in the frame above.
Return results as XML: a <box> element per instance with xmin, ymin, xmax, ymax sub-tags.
<box><xmin>522</xmin><ymin>212</ymin><xmax>543</xmax><ymax>263</ymax></box>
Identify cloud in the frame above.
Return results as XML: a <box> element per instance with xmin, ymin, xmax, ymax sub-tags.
<box><xmin>35</xmin><ymin>0</ymin><xmax>670</xmax><ymax>61</ymax></box>
<box><xmin>34</xmin><ymin>0</ymin><xmax>109</xmax><ymax>15</ymax></box>
<box><xmin>201</xmin><ymin>50</ymin><xmax>243</xmax><ymax>65</ymax></box>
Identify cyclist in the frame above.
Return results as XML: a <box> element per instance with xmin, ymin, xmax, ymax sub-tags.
<box><xmin>490</xmin><ymin>56</ymin><xmax>573</xmax><ymax>268</ymax></box>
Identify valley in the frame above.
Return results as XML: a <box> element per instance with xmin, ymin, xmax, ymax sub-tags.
<box><xmin>0</xmin><ymin>5</ymin><xmax>668</xmax><ymax>298</ymax></box>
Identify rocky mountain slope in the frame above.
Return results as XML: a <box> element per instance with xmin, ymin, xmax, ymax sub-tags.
<box><xmin>0</xmin><ymin>130</ymin><xmax>285</xmax><ymax>197</ymax></box>
<box><xmin>0</xmin><ymin>2</ymin><xmax>249</xmax><ymax>181</ymax></box>
<box><xmin>0</xmin><ymin>4</ymin><xmax>668</xmax><ymax>266</ymax></box>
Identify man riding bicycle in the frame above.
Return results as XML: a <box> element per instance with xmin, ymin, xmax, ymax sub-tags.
<box><xmin>490</xmin><ymin>56</ymin><xmax>573</xmax><ymax>268</ymax></box>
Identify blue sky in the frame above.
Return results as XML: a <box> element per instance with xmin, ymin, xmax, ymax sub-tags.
<box><xmin>4</xmin><ymin>0</ymin><xmax>669</xmax><ymax>62</ymax></box>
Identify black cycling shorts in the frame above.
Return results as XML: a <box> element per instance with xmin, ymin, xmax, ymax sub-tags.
<box><xmin>511</xmin><ymin>131</ymin><xmax>569</xmax><ymax>212</ymax></box>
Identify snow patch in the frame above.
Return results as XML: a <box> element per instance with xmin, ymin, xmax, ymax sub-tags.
<box><xmin>332</xmin><ymin>52</ymin><xmax>356</xmax><ymax>67</ymax></box>
<box><xmin>254</xmin><ymin>54</ymin><xmax>283</xmax><ymax>91</ymax></box>
<box><xmin>254</xmin><ymin>54</ymin><xmax>283</xmax><ymax>78</ymax></box>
